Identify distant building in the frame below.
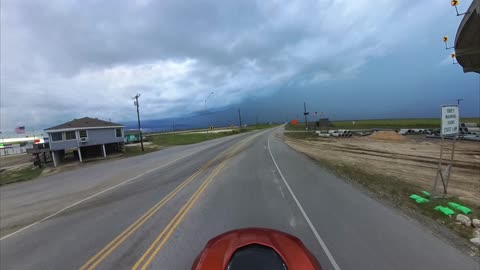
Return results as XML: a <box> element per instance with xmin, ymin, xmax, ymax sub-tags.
<box><xmin>44</xmin><ymin>117</ymin><xmax>124</xmax><ymax>167</ymax></box>
<box><xmin>310</xmin><ymin>118</ymin><xmax>333</xmax><ymax>130</ymax></box>
<box><xmin>318</xmin><ymin>118</ymin><xmax>333</xmax><ymax>128</ymax></box>
<box><xmin>124</xmin><ymin>130</ymin><xmax>141</xmax><ymax>144</ymax></box>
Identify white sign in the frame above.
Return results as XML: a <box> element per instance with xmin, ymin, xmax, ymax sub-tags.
<box><xmin>441</xmin><ymin>105</ymin><xmax>459</xmax><ymax>136</ymax></box>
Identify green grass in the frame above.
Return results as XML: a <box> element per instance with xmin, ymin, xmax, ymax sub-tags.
<box><xmin>283</xmin><ymin>132</ymin><xmax>318</xmax><ymax>140</ymax></box>
<box><xmin>124</xmin><ymin>146</ymin><xmax>157</xmax><ymax>157</ymax></box>
<box><xmin>0</xmin><ymin>166</ymin><xmax>43</xmax><ymax>186</ymax></box>
<box><xmin>243</xmin><ymin>123</ymin><xmax>279</xmax><ymax>131</ymax></box>
<box><xmin>150</xmin><ymin>132</ymin><xmax>235</xmax><ymax>146</ymax></box>
<box><xmin>286</xmin><ymin>117</ymin><xmax>480</xmax><ymax>130</ymax></box>
<box><xmin>147</xmin><ymin>124</ymin><xmax>277</xmax><ymax>147</ymax></box>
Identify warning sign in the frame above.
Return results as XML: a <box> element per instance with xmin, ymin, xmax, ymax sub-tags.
<box><xmin>441</xmin><ymin>105</ymin><xmax>459</xmax><ymax>136</ymax></box>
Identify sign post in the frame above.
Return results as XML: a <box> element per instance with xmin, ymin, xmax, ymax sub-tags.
<box><xmin>432</xmin><ymin>105</ymin><xmax>459</xmax><ymax>196</ymax></box>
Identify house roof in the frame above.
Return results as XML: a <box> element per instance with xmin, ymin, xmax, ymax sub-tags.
<box><xmin>45</xmin><ymin>117</ymin><xmax>124</xmax><ymax>131</ymax></box>
<box><xmin>454</xmin><ymin>0</ymin><xmax>480</xmax><ymax>73</ymax></box>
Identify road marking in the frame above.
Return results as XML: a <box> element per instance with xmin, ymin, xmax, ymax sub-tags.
<box><xmin>0</xmin><ymin>148</ymin><xmax>215</xmax><ymax>241</ymax></box>
<box><xmin>79</xmin><ymin>131</ymin><xmax>261</xmax><ymax>269</ymax></box>
<box><xmin>79</xmin><ymin>160</ymin><xmax>213</xmax><ymax>270</ymax></box>
<box><xmin>267</xmin><ymin>137</ymin><xmax>342</xmax><ymax>270</ymax></box>
<box><xmin>132</xmin><ymin>161</ymin><xmax>227</xmax><ymax>270</ymax></box>
<box><xmin>131</xmin><ymin>131</ymin><xmax>266</xmax><ymax>269</ymax></box>
<box><xmin>0</xmin><ymin>132</ymin><xmax>254</xmax><ymax>241</ymax></box>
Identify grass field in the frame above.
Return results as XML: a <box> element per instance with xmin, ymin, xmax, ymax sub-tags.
<box><xmin>285</xmin><ymin>118</ymin><xmax>480</xmax><ymax>130</ymax></box>
<box><xmin>150</xmin><ymin>124</ymin><xmax>276</xmax><ymax>146</ymax></box>
<box><xmin>125</xmin><ymin>124</ymin><xmax>278</xmax><ymax>155</ymax></box>
<box><xmin>0</xmin><ymin>166</ymin><xmax>43</xmax><ymax>186</ymax></box>
<box><xmin>150</xmin><ymin>132</ymin><xmax>234</xmax><ymax>146</ymax></box>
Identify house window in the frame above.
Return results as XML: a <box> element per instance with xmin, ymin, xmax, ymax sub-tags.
<box><xmin>79</xmin><ymin>130</ymin><xmax>88</xmax><ymax>138</ymax></box>
<box><xmin>116</xmin><ymin>128</ymin><xmax>122</xmax><ymax>138</ymax></box>
<box><xmin>51</xmin><ymin>132</ymin><xmax>63</xmax><ymax>142</ymax></box>
<box><xmin>65</xmin><ymin>131</ymin><xmax>76</xmax><ymax>140</ymax></box>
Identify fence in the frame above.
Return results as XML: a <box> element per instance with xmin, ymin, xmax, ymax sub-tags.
<box><xmin>0</xmin><ymin>146</ymin><xmax>27</xmax><ymax>156</ymax></box>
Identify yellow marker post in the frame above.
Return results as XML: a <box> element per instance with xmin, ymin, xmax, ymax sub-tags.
<box><xmin>451</xmin><ymin>0</ymin><xmax>467</xmax><ymax>16</ymax></box>
<box><xmin>443</xmin><ymin>36</ymin><xmax>453</xmax><ymax>50</ymax></box>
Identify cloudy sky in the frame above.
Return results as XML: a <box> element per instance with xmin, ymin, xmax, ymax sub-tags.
<box><xmin>1</xmin><ymin>0</ymin><xmax>479</xmax><ymax>131</ymax></box>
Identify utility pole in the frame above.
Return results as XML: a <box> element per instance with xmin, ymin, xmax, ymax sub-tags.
<box><xmin>256</xmin><ymin>115</ymin><xmax>258</xmax><ymax>126</ymax></box>
<box><xmin>457</xmin><ymin>98</ymin><xmax>463</xmax><ymax>116</ymax></box>
<box><xmin>303</xmin><ymin>102</ymin><xmax>309</xmax><ymax>131</ymax></box>
<box><xmin>132</xmin><ymin>93</ymin><xmax>144</xmax><ymax>151</ymax></box>
<box><xmin>238</xmin><ymin>108</ymin><xmax>243</xmax><ymax>129</ymax></box>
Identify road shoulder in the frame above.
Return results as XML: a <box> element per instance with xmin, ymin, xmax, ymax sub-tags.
<box><xmin>281</xmin><ymin>130</ymin><xmax>480</xmax><ymax>258</ymax></box>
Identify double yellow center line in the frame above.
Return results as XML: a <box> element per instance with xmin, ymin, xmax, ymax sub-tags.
<box><xmin>132</xmin><ymin>160</ymin><xmax>227</xmax><ymax>270</ymax></box>
<box><xmin>80</xmin><ymin>132</ymin><xmax>259</xmax><ymax>270</ymax></box>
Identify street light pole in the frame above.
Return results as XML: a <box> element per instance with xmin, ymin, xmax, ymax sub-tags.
<box><xmin>204</xmin><ymin>91</ymin><xmax>214</xmax><ymax>133</ymax></box>
<box><xmin>204</xmin><ymin>91</ymin><xmax>214</xmax><ymax>111</ymax></box>
<box><xmin>132</xmin><ymin>93</ymin><xmax>144</xmax><ymax>152</ymax></box>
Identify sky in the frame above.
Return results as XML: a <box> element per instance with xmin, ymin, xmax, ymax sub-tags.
<box><xmin>1</xmin><ymin>0</ymin><xmax>479</xmax><ymax>132</ymax></box>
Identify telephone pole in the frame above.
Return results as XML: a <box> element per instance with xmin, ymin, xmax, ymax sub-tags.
<box><xmin>303</xmin><ymin>102</ymin><xmax>309</xmax><ymax>131</ymax></box>
<box><xmin>132</xmin><ymin>93</ymin><xmax>144</xmax><ymax>151</ymax></box>
<box><xmin>238</xmin><ymin>108</ymin><xmax>243</xmax><ymax>129</ymax></box>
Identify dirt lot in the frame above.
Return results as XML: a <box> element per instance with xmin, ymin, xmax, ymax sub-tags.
<box><xmin>284</xmin><ymin>133</ymin><xmax>480</xmax><ymax>206</ymax></box>
<box><xmin>0</xmin><ymin>154</ymin><xmax>31</xmax><ymax>170</ymax></box>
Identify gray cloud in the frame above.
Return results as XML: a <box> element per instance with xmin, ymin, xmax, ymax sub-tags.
<box><xmin>1</xmin><ymin>0</ymin><xmax>445</xmax><ymax>130</ymax></box>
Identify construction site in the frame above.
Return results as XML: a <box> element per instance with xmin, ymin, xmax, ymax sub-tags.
<box><xmin>284</xmin><ymin>127</ymin><xmax>480</xmax><ymax>205</ymax></box>
<box><xmin>283</xmin><ymin>117</ymin><xmax>480</xmax><ymax>252</ymax></box>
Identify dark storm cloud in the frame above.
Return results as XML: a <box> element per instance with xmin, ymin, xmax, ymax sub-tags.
<box><xmin>1</xmin><ymin>0</ymin><xmax>446</xmax><ymax>129</ymax></box>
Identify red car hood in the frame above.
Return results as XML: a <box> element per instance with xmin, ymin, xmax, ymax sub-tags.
<box><xmin>192</xmin><ymin>228</ymin><xmax>322</xmax><ymax>270</ymax></box>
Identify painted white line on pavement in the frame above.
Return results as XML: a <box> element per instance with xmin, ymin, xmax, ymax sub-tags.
<box><xmin>267</xmin><ymin>137</ymin><xmax>342</xmax><ymax>270</ymax></box>
<box><xmin>0</xmin><ymin>138</ymin><xmax>234</xmax><ymax>241</ymax></box>
<box><xmin>1</xmin><ymin>131</ymin><xmax>262</xmax><ymax>241</ymax></box>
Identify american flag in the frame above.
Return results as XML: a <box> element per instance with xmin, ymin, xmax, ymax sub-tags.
<box><xmin>15</xmin><ymin>126</ymin><xmax>25</xmax><ymax>134</ymax></box>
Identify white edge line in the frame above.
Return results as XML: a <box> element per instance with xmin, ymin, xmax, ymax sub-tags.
<box><xmin>0</xmin><ymin>131</ymin><xmax>260</xmax><ymax>240</ymax></box>
<box><xmin>0</xmin><ymin>146</ymin><xmax>209</xmax><ymax>241</ymax></box>
<box><xmin>267</xmin><ymin>136</ymin><xmax>342</xmax><ymax>270</ymax></box>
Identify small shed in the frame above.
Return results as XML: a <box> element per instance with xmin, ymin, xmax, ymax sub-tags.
<box><xmin>124</xmin><ymin>130</ymin><xmax>141</xmax><ymax>144</ymax></box>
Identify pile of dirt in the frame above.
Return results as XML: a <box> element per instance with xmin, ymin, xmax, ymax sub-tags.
<box><xmin>369</xmin><ymin>131</ymin><xmax>407</xmax><ymax>141</ymax></box>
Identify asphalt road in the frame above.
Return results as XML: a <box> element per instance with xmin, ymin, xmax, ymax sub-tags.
<box><xmin>0</xmin><ymin>127</ymin><xmax>478</xmax><ymax>270</ymax></box>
